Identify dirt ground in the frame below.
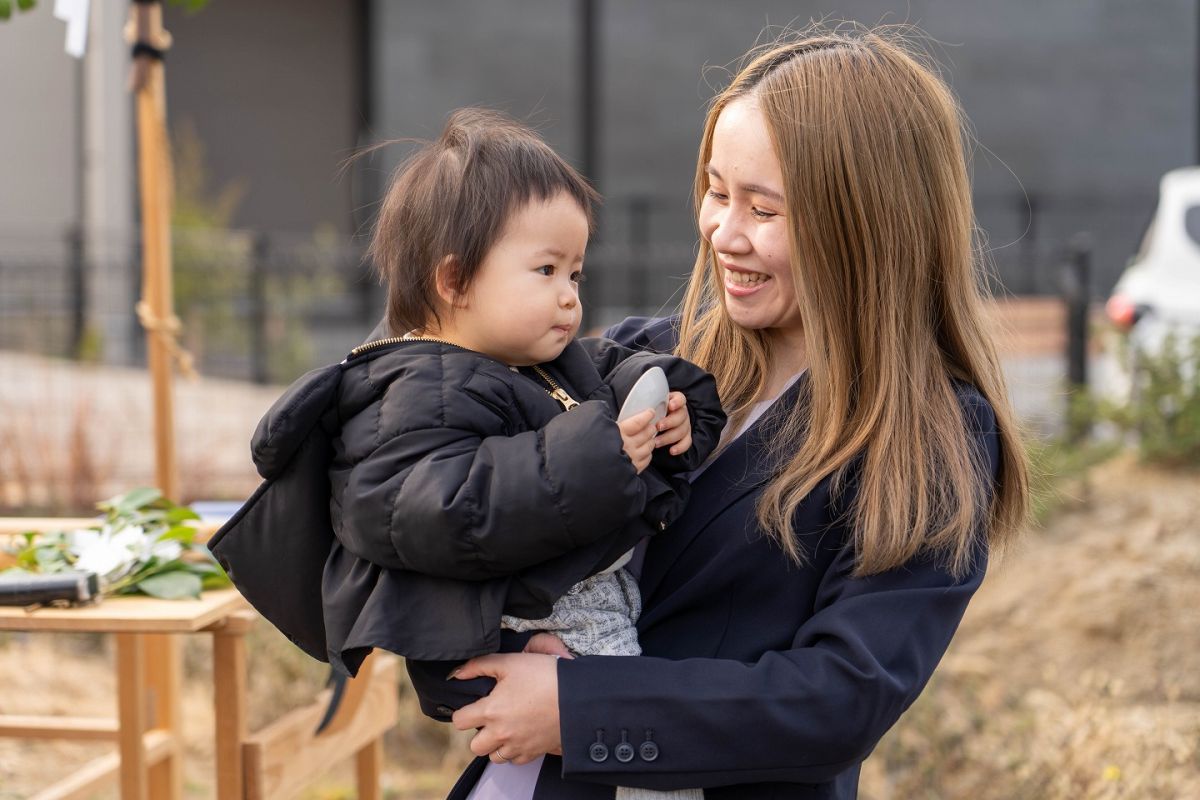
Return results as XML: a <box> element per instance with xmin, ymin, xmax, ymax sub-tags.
<box><xmin>860</xmin><ymin>454</ymin><xmax>1200</xmax><ymax>800</ymax></box>
<box><xmin>2</xmin><ymin>453</ymin><xmax>1196</xmax><ymax>799</ymax></box>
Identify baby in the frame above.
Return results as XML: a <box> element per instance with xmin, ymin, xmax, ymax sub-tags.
<box><xmin>321</xmin><ymin>109</ymin><xmax>723</xmax><ymax>675</ymax></box>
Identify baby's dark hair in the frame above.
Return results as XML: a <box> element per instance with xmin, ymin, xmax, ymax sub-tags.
<box><xmin>368</xmin><ymin>108</ymin><xmax>601</xmax><ymax>335</ymax></box>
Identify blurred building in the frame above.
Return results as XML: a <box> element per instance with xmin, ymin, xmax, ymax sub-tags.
<box><xmin>0</xmin><ymin>0</ymin><xmax>1194</xmax><ymax>369</ymax></box>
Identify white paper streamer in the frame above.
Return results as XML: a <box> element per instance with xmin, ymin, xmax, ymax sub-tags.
<box><xmin>53</xmin><ymin>0</ymin><xmax>90</xmax><ymax>59</ymax></box>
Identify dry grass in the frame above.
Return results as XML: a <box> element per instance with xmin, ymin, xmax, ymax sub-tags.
<box><xmin>860</xmin><ymin>453</ymin><xmax>1200</xmax><ymax>799</ymax></box>
<box><xmin>0</xmin><ymin>623</ymin><xmax>473</xmax><ymax>800</ymax></box>
<box><xmin>3</xmin><ymin>455</ymin><xmax>1197</xmax><ymax>798</ymax></box>
<box><xmin>0</xmin><ymin>352</ymin><xmax>275</xmax><ymax>514</ymax></box>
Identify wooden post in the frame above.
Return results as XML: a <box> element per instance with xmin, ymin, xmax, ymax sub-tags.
<box><xmin>212</xmin><ymin>611</ymin><xmax>255</xmax><ymax>800</ymax></box>
<box><xmin>144</xmin><ymin>633</ymin><xmax>183</xmax><ymax>798</ymax></box>
<box><xmin>115</xmin><ymin>634</ymin><xmax>149</xmax><ymax>800</ymax></box>
<box><xmin>355</xmin><ymin>738</ymin><xmax>384</xmax><ymax>800</ymax></box>
<box><xmin>128</xmin><ymin>0</ymin><xmax>179</xmax><ymax>500</ymax></box>
<box><xmin>128</xmin><ymin>5</ymin><xmax>186</xmax><ymax>798</ymax></box>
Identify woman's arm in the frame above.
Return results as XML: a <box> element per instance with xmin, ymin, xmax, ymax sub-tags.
<box><xmin>451</xmin><ymin>544</ymin><xmax>986</xmax><ymax>785</ymax></box>
<box><xmin>576</xmin><ymin>547</ymin><xmax>987</xmax><ymax>787</ymax></box>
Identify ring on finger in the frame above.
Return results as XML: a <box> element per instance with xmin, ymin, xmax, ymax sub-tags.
<box><xmin>492</xmin><ymin>747</ymin><xmax>510</xmax><ymax>764</ymax></box>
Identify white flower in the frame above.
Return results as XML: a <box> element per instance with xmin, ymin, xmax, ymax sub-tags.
<box><xmin>73</xmin><ymin>535</ymin><xmax>135</xmax><ymax>580</ymax></box>
<box><xmin>66</xmin><ymin>524</ymin><xmax>147</xmax><ymax>583</ymax></box>
<box><xmin>150</xmin><ymin>538</ymin><xmax>183</xmax><ymax>562</ymax></box>
<box><xmin>111</xmin><ymin>525</ymin><xmax>146</xmax><ymax>553</ymax></box>
<box><xmin>66</xmin><ymin>528</ymin><xmax>101</xmax><ymax>557</ymax></box>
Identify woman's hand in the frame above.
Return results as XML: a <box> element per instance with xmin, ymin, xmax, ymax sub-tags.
<box><xmin>618</xmin><ymin>409</ymin><xmax>657</xmax><ymax>473</ymax></box>
<box><xmin>655</xmin><ymin>391</ymin><xmax>692</xmax><ymax>456</ymax></box>
<box><xmin>450</xmin><ymin>653</ymin><xmax>564</xmax><ymax>764</ymax></box>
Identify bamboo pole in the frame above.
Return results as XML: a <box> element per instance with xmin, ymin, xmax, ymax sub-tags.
<box><xmin>128</xmin><ymin>0</ymin><xmax>178</xmax><ymax>501</ymax></box>
<box><xmin>128</xmin><ymin>6</ymin><xmax>185</xmax><ymax>799</ymax></box>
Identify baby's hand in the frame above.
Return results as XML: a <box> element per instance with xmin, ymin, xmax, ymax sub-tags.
<box><xmin>523</xmin><ymin>632</ymin><xmax>575</xmax><ymax>659</ymax></box>
<box><xmin>618</xmin><ymin>409</ymin><xmax>656</xmax><ymax>473</ymax></box>
<box><xmin>654</xmin><ymin>392</ymin><xmax>692</xmax><ymax>456</ymax></box>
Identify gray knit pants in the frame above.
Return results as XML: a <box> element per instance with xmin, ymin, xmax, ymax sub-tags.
<box><xmin>503</xmin><ymin>569</ymin><xmax>704</xmax><ymax>800</ymax></box>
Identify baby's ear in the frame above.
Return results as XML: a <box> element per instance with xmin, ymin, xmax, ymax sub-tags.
<box><xmin>434</xmin><ymin>255</ymin><xmax>468</xmax><ymax>309</ymax></box>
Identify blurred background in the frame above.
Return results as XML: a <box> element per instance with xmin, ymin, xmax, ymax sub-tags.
<box><xmin>1</xmin><ymin>2</ymin><xmax>1198</xmax><ymax>799</ymax></box>
<box><xmin>0</xmin><ymin>0</ymin><xmax>1194</xmax><ymax>503</ymax></box>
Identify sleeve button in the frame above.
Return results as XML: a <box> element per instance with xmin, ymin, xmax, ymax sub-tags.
<box><xmin>615</xmin><ymin>742</ymin><xmax>635</xmax><ymax>763</ymax></box>
<box><xmin>640</xmin><ymin>741</ymin><xmax>659</xmax><ymax>762</ymax></box>
<box><xmin>589</xmin><ymin>742</ymin><xmax>610</xmax><ymax>763</ymax></box>
<box><xmin>434</xmin><ymin>705</ymin><xmax>454</xmax><ymax>717</ymax></box>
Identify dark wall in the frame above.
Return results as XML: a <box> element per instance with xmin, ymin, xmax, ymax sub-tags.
<box><xmin>162</xmin><ymin>1</ymin><xmax>1196</xmax><ymax>296</ymax></box>
<box><xmin>369</xmin><ymin>0</ymin><xmax>1196</xmax><ymax>296</ymax></box>
<box><xmin>164</xmin><ymin>0</ymin><xmax>363</xmax><ymax>236</ymax></box>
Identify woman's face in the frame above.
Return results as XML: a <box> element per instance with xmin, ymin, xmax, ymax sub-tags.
<box><xmin>698</xmin><ymin>98</ymin><xmax>803</xmax><ymax>342</ymax></box>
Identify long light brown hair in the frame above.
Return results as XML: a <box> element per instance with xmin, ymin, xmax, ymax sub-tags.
<box><xmin>679</xmin><ymin>26</ymin><xmax>1028</xmax><ymax>577</ymax></box>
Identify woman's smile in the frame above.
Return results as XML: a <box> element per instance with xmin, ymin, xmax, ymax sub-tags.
<box><xmin>723</xmin><ymin>263</ymin><xmax>772</xmax><ymax>295</ymax></box>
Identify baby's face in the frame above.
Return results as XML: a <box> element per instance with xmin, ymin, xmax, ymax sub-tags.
<box><xmin>451</xmin><ymin>192</ymin><xmax>588</xmax><ymax>366</ymax></box>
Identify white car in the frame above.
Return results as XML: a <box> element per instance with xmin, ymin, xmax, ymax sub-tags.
<box><xmin>1103</xmin><ymin>167</ymin><xmax>1200</xmax><ymax>400</ymax></box>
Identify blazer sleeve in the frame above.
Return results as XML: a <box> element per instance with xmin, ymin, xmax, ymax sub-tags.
<box><xmin>577</xmin><ymin>336</ymin><xmax>726</xmax><ymax>473</ymax></box>
<box><xmin>602</xmin><ymin>315</ymin><xmax>681</xmax><ymax>354</ymax></box>
<box><xmin>336</xmin><ymin>398</ymin><xmax>648</xmax><ymax>582</ymax></box>
<box><xmin>555</xmin><ymin>398</ymin><xmax>1001</xmax><ymax>790</ymax></box>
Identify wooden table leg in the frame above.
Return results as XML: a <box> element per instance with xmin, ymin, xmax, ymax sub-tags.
<box><xmin>143</xmin><ymin>633</ymin><xmax>183</xmax><ymax>799</ymax></box>
<box><xmin>355</xmin><ymin>738</ymin><xmax>384</xmax><ymax>800</ymax></box>
<box><xmin>115</xmin><ymin>633</ymin><xmax>148</xmax><ymax>800</ymax></box>
<box><xmin>212</xmin><ymin>612</ymin><xmax>254</xmax><ymax>800</ymax></box>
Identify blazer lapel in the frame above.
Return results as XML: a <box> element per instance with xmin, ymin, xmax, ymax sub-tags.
<box><xmin>638</xmin><ymin>375</ymin><xmax>808</xmax><ymax>607</ymax></box>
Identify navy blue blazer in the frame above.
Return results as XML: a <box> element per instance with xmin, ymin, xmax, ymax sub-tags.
<box><xmin>441</xmin><ymin>316</ymin><xmax>1001</xmax><ymax>800</ymax></box>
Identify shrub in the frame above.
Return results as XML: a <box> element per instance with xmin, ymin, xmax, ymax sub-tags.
<box><xmin>1111</xmin><ymin>331</ymin><xmax>1200</xmax><ymax>467</ymax></box>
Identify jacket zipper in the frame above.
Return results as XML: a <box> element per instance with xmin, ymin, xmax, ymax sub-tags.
<box><xmin>347</xmin><ymin>336</ymin><xmax>408</xmax><ymax>359</ymax></box>
<box><xmin>348</xmin><ymin>336</ymin><xmax>580</xmax><ymax>410</ymax></box>
<box><xmin>532</xmin><ymin>366</ymin><xmax>580</xmax><ymax>411</ymax></box>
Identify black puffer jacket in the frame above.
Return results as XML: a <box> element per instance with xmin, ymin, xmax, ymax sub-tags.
<box><xmin>210</xmin><ymin>330</ymin><xmax>724</xmax><ymax>677</ymax></box>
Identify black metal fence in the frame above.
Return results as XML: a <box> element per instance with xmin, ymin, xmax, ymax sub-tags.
<box><xmin>0</xmin><ymin>190</ymin><xmax>1153</xmax><ymax>384</ymax></box>
<box><xmin>0</xmin><ymin>221</ymin><xmax>700</xmax><ymax>385</ymax></box>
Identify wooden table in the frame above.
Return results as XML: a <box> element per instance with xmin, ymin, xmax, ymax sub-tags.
<box><xmin>0</xmin><ymin>588</ymin><xmax>254</xmax><ymax>800</ymax></box>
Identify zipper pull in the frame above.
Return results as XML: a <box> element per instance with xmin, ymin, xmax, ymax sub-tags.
<box><xmin>548</xmin><ymin>387</ymin><xmax>579</xmax><ymax>411</ymax></box>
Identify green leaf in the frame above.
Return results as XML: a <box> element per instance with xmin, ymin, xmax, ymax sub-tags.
<box><xmin>135</xmin><ymin>570</ymin><xmax>202</xmax><ymax>600</ymax></box>
<box><xmin>166</xmin><ymin>506</ymin><xmax>201</xmax><ymax>524</ymax></box>
<box><xmin>101</xmin><ymin>487</ymin><xmax>163</xmax><ymax>515</ymax></box>
<box><xmin>159</xmin><ymin>525</ymin><xmax>197</xmax><ymax>544</ymax></box>
<box><xmin>34</xmin><ymin>546</ymin><xmax>67</xmax><ymax>571</ymax></box>
<box><xmin>133</xmin><ymin>509</ymin><xmax>167</xmax><ymax>525</ymax></box>
<box><xmin>0</xmin><ymin>2</ymin><xmax>11</xmax><ymax>22</ymax></box>
<box><xmin>199</xmin><ymin>565</ymin><xmax>231</xmax><ymax>589</ymax></box>
<box><xmin>16</xmin><ymin>0</ymin><xmax>34</xmax><ymax>12</ymax></box>
<box><xmin>182</xmin><ymin>557</ymin><xmax>231</xmax><ymax>588</ymax></box>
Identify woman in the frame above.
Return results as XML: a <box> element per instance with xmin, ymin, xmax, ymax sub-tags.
<box><xmin>426</xmin><ymin>26</ymin><xmax>1029</xmax><ymax>799</ymax></box>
